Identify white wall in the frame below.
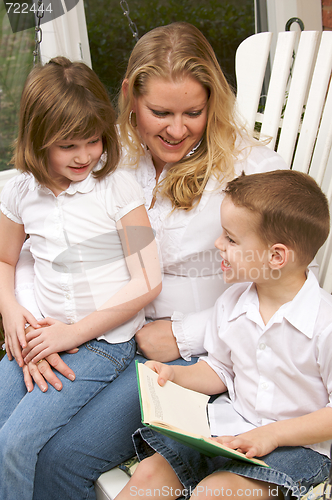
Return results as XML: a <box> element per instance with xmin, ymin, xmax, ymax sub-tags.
<box><xmin>266</xmin><ymin>0</ymin><xmax>322</xmax><ymax>58</ymax></box>
<box><xmin>40</xmin><ymin>0</ymin><xmax>91</xmax><ymax>66</ymax></box>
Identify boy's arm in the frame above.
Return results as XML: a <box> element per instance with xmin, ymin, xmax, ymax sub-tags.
<box><xmin>0</xmin><ymin>213</ymin><xmax>39</xmax><ymax>366</ymax></box>
<box><xmin>145</xmin><ymin>359</ymin><xmax>227</xmax><ymax>396</ymax></box>
<box><xmin>215</xmin><ymin>407</ymin><xmax>332</xmax><ymax>458</ymax></box>
<box><xmin>23</xmin><ymin>205</ymin><xmax>162</xmax><ymax>363</ymax></box>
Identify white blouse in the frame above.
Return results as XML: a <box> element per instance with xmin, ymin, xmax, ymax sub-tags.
<box><xmin>2</xmin><ymin>169</ymin><xmax>146</xmax><ymax>343</ymax></box>
<box><xmin>120</xmin><ymin>140</ymin><xmax>287</xmax><ymax>358</ymax></box>
<box><xmin>13</xmin><ymin>139</ymin><xmax>287</xmax><ymax>354</ymax></box>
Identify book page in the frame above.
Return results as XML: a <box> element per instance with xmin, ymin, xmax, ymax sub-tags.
<box><xmin>137</xmin><ymin>362</ymin><xmax>211</xmax><ymax>437</ymax></box>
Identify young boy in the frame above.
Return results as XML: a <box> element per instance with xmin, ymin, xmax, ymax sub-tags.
<box><xmin>116</xmin><ymin>170</ymin><xmax>332</xmax><ymax>500</ymax></box>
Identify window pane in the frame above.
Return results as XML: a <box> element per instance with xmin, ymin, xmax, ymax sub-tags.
<box><xmin>0</xmin><ymin>4</ymin><xmax>34</xmax><ymax>171</ymax></box>
<box><xmin>84</xmin><ymin>0</ymin><xmax>255</xmax><ymax>102</ymax></box>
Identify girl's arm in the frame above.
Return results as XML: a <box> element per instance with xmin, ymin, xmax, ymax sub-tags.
<box><xmin>0</xmin><ymin>213</ymin><xmax>39</xmax><ymax>366</ymax></box>
<box><xmin>23</xmin><ymin>205</ymin><xmax>162</xmax><ymax>363</ymax></box>
<box><xmin>214</xmin><ymin>407</ymin><xmax>332</xmax><ymax>458</ymax></box>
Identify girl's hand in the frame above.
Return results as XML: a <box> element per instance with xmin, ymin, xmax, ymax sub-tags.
<box><xmin>22</xmin><ymin>318</ymin><xmax>80</xmax><ymax>363</ymax></box>
<box><xmin>2</xmin><ymin>302</ymin><xmax>40</xmax><ymax>367</ymax></box>
<box><xmin>145</xmin><ymin>360</ymin><xmax>175</xmax><ymax>386</ymax></box>
<box><xmin>22</xmin><ymin>352</ymin><xmax>77</xmax><ymax>393</ymax></box>
<box><xmin>212</xmin><ymin>426</ymin><xmax>279</xmax><ymax>458</ymax></box>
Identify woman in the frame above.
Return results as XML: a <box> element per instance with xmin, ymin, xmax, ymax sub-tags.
<box><xmin>11</xmin><ymin>22</ymin><xmax>286</xmax><ymax>500</ymax></box>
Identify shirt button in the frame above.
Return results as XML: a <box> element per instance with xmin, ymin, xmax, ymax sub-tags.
<box><xmin>261</xmin><ymin>382</ymin><xmax>269</xmax><ymax>390</ymax></box>
<box><xmin>66</xmin><ymin>294</ymin><xmax>71</xmax><ymax>300</ymax></box>
<box><xmin>259</xmin><ymin>343</ymin><xmax>266</xmax><ymax>350</ymax></box>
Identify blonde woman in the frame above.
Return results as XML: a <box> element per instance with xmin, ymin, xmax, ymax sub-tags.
<box><xmin>12</xmin><ymin>23</ymin><xmax>287</xmax><ymax>500</ymax></box>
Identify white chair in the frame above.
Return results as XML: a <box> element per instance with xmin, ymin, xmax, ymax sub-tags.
<box><xmin>235</xmin><ymin>29</ymin><xmax>332</xmax><ymax>293</ymax></box>
<box><xmin>93</xmin><ymin>30</ymin><xmax>332</xmax><ymax>498</ymax></box>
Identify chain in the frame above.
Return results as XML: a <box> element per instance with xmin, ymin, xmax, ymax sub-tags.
<box><xmin>120</xmin><ymin>0</ymin><xmax>139</xmax><ymax>42</ymax></box>
<box><xmin>33</xmin><ymin>1</ymin><xmax>45</xmax><ymax>65</ymax></box>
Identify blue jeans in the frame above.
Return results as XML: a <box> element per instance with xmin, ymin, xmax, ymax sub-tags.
<box><xmin>133</xmin><ymin>427</ymin><xmax>331</xmax><ymax>500</ymax></box>
<box><xmin>0</xmin><ymin>338</ymin><xmax>136</xmax><ymax>500</ymax></box>
<box><xmin>31</xmin><ymin>353</ymin><xmax>196</xmax><ymax>500</ymax></box>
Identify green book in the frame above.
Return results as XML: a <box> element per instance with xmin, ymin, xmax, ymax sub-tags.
<box><xmin>136</xmin><ymin>361</ymin><xmax>268</xmax><ymax>467</ymax></box>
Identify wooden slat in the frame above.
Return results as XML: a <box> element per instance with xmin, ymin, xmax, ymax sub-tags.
<box><xmin>259</xmin><ymin>31</ymin><xmax>296</xmax><ymax>149</ymax></box>
<box><xmin>293</xmin><ymin>32</ymin><xmax>332</xmax><ymax>174</ymax></box>
<box><xmin>277</xmin><ymin>31</ymin><xmax>319</xmax><ymax>167</ymax></box>
<box><xmin>235</xmin><ymin>32</ymin><xmax>272</xmax><ymax>132</ymax></box>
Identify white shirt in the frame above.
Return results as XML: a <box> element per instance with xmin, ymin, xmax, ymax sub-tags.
<box><xmin>1</xmin><ymin>168</ymin><xmax>146</xmax><ymax>343</ymax></box>
<box><xmin>120</xmin><ymin>140</ymin><xmax>288</xmax><ymax>358</ymax></box>
<box><xmin>13</xmin><ymin>139</ymin><xmax>288</xmax><ymax>352</ymax></box>
<box><xmin>201</xmin><ymin>271</ymin><xmax>332</xmax><ymax>457</ymax></box>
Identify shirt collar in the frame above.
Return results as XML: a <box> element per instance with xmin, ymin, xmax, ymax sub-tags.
<box><xmin>228</xmin><ymin>270</ymin><xmax>321</xmax><ymax>339</ymax></box>
<box><xmin>28</xmin><ymin>162</ymin><xmax>102</xmax><ymax>196</ymax></box>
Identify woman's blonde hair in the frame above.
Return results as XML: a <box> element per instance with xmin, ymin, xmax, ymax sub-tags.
<box><xmin>13</xmin><ymin>56</ymin><xmax>119</xmax><ymax>189</ymax></box>
<box><xmin>118</xmin><ymin>22</ymin><xmax>243</xmax><ymax>210</ymax></box>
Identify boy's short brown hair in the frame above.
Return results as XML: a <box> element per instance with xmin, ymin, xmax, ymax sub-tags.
<box><xmin>224</xmin><ymin>170</ymin><xmax>330</xmax><ymax>266</ymax></box>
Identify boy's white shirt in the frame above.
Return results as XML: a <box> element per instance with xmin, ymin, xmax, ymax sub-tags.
<box><xmin>201</xmin><ymin>270</ymin><xmax>332</xmax><ymax>457</ymax></box>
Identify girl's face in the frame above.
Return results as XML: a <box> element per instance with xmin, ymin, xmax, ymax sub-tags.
<box><xmin>48</xmin><ymin>136</ymin><xmax>103</xmax><ymax>193</ymax></box>
<box><xmin>133</xmin><ymin>76</ymin><xmax>208</xmax><ymax>173</ymax></box>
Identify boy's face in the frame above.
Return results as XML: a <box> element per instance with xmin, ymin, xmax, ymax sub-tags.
<box><xmin>215</xmin><ymin>197</ymin><xmax>270</xmax><ymax>284</ymax></box>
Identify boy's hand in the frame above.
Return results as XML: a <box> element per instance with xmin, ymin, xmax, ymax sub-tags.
<box><xmin>212</xmin><ymin>425</ymin><xmax>279</xmax><ymax>458</ymax></box>
<box><xmin>2</xmin><ymin>302</ymin><xmax>40</xmax><ymax>366</ymax></box>
<box><xmin>145</xmin><ymin>360</ymin><xmax>175</xmax><ymax>386</ymax></box>
<box><xmin>22</xmin><ymin>353</ymin><xmax>77</xmax><ymax>393</ymax></box>
<box><xmin>22</xmin><ymin>318</ymin><xmax>79</xmax><ymax>363</ymax></box>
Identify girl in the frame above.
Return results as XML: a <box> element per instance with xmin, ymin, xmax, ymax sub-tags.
<box><xmin>0</xmin><ymin>56</ymin><xmax>161</xmax><ymax>500</ymax></box>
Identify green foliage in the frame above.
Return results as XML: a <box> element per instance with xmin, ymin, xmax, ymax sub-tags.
<box><xmin>84</xmin><ymin>0</ymin><xmax>254</xmax><ymax>103</ymax></box>
<box><xmin>0</xmin><ymin>3</ymin><xmax>34</xmax><ymax>171</ymax></box>
<box><xmin>0</xmin><ymin>1</ymin><xmax>254</xmax><ymax>172</ymax></box>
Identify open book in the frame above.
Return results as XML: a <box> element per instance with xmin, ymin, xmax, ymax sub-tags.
<box><xmin>136</xmin><ymin>361</ymin><xmax>268</xmax><ymax>467</ymax></box>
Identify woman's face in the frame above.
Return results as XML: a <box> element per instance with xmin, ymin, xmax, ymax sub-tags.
<box><xmin>133</xmin><ymin>76</ymin><xmax>208</xmax><ymax>172</ymax></box>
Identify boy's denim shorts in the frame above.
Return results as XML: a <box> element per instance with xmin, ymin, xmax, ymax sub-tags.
<box><xmin>133</xmin><ymin>427</ymin><xmax>331</xmax><ymax>500</ymax></box>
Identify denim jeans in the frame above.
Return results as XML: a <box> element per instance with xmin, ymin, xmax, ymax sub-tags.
<box><xmin>31</xmin><ymin>353</ymin><xmax>196</xmax><ymax>500</ymax></box>
<box><xmin>133</xmin><ymin>427</ymin><xmax>331</xmax><ymax>500</ymax></box>
<box><xmin>0</xmin><ymin>338</ymin><xmax>136</xmax><ymax>500</ymax></box>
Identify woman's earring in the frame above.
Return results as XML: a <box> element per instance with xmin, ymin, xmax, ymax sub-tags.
<box><xmin>129</xmin><ymin>110</ymin><xmax>137</xmax><ymax>128</ymax></box>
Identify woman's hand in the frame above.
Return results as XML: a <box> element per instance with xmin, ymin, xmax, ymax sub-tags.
<box><xmin>23</xmin><ymin>353</ymin><xmax>77</xmax><ymax>392</ymax></box>
<box><xmin>21</xmin><ymin>323</ymin><xmax>77</xmax><ymax>391</ymax></box>
<box><xmin>22</xmin><ymin>318</ymin><xmax>80</xmax><ymax>363</ymax></box>
<box><xmin>135</xmin><ymin>320</ymin><xmax>180</xmax><ymax>362</ymax></box>
<box><xmin>212</xmin><ymin>425</ymin><xmax>280</xmax><ymax>458</ymax></box>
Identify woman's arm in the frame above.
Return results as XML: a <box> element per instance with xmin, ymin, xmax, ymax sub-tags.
<box><xmin>136</xmin><ymin>308</ymin><xmax>214</xmax><ymax>362</ymax></box>
<box><xmin>214</xmin><ymin>407</ymin><xmax>332</xmax><ymax>458</ymax></box>
<box><xmin>0</xmin><ymin>213</ymin><xmax>39</xmax><ymax>366</ymax></box>
<box><xmin>23</xmin><ymin>205</ymin><xmax>162</xmax><ymax>363</ymax></box>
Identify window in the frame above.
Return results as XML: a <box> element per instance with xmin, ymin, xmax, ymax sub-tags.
<box><xmin>84</xmin><ymin>0</ymin><xmax>255</xmax><ymax>103</ymax></box>
<box><xmin>0</xmin><ymin>3</ymin><xmax>34</xmax><ymax>172</ymax></box>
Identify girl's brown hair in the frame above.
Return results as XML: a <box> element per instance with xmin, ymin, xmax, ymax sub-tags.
<box><xmin>13</xmin><ymin>56</ymin><xmax>119</xmax><ymax>189</ymax></box>
<box><xmin>118</xmin><ymin>22</ymin><xmax>244</xmax><ymax>210</ymax></box>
